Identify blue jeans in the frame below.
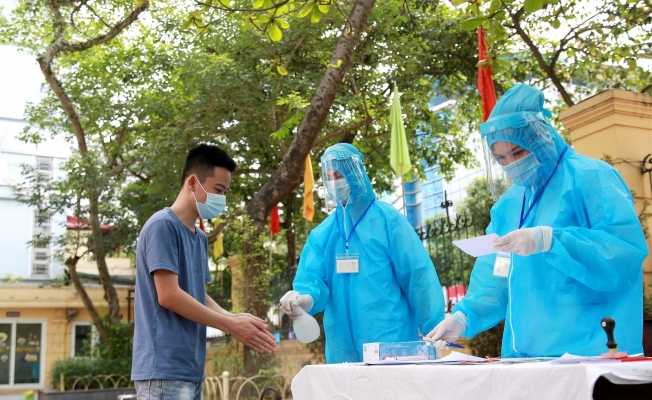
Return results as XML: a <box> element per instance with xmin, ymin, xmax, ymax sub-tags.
<box><xmin>134</xmin><ymin>379</ymin><xmax>202</xmax><ymax>400</ymax></box>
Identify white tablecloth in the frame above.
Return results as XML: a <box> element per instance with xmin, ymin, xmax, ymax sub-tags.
<box><xmin>291</xmin><ymin>361</ymin><xmax>652</xmax><ymax>400</ymax></box>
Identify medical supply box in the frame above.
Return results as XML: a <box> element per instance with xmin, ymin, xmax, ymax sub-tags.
<box><xmin>363</xmin><ymin>341</ymin><xmax>439</xmax><ymax>364</ymax></box>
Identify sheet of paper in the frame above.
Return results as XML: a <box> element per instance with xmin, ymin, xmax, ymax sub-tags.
<box><xmin>549</xmin><ymin>353</ymin><xmax>620</xmax><ymax>365</ymax></box>
<box><xmin>489</xmin><ymin>357</ymin><xmax>556</xmax><ymax>364</ymax></box>
<box><xmin>366</xmin><ymin>359</ymin><xmax>423</xmax><ymax>365</ymax></box>
<box><xmin>452</xmin><ymin>233</ymin><xmax>500</xmax><ymax>257</ymax></box>
<box><xmin>418</xmin><ymin>351</ymin><xmax>488</xmax><ymax>364</ymax></box>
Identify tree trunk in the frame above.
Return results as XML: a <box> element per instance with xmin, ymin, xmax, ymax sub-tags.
<box><xmin>39</xmin><ymin>50</ymin><xmax>122</xmax><ymax>335</ymax></box>
<box><xmin>65</xmin><ymin>255</ymin><xmax>110</xmax><ymax>345</ymax></box>
<box><xmin>282</xmin><ymin>194</ymin><xmax>297</xmax><ymax>273</ymax></box>
<box><xmin>240</xmin><ymin>0</ymin><xmax>377</xmax><ymax>373</ymax></box>
<box><xmin>246</xmin><ymin>0</ymin><xmax>377</xmax><ymax>229</ymax></box>
<box><xmin>244</xmin><ymin>0</ymin><xmax>376</xmax><ymax>310</ymax></box>
<box><xmin>87</xmin><ymin>189</ymin><xmax>122</xmax><ymax>327</ymax></box>
<box><xmin>34</xmin><ymin>1</ymin><xmax>148</xmax><ymax>350</ymax></box>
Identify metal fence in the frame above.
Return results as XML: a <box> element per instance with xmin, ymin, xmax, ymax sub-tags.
<box><xmin>58</xmin><ymin>373</ymin><xmax>132</xmax><ymax>390</ymax></box>
<box><xmin>203</xmin><ymin>371</ymin><xmax>293</xmax><ymax>400</ymax></box>
<box><xmin>55</xmin><ymin>372</ymin><xmax>293</xmax><ymax>400</ymax></box>
<box><xmin>416</xmin><ymin>212</ymin><xmax>485</xmax><ymax>313</ymax></box>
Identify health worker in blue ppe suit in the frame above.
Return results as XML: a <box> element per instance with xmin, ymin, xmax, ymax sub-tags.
<box><xmin>426</xmin><ymin>84</ymin><xmax>648</xmax><ymax>357</ymax></box>
<box><xmin>280</xmin><ymin>143</ymin><xmax>445</xmax><ymax>363</ymax></box>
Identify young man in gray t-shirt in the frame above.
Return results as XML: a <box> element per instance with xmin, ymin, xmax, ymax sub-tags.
<box><xmin>131</xmin><ymin>144</ymin><xmax>276</xmax><ymax>399</ymax></box>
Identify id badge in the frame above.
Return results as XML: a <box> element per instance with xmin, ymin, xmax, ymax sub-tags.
<box><xmin>336</xmin><ymin>254</ymin><xmax>359</xmax><ymax>273</ymax></box>
<box><xmin>493</xmin><ymin>252</ymin><xmax>511</xmax><ymax>278</ymax></box>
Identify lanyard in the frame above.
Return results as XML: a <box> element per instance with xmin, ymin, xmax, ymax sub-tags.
<box><xmin>519</xmin><ymin>145</ymin><xmax>569</xmax><ymax>229</ymax></box>
<box><xmin>335</xmin><ymin>199</ymin><xmax>375</xmax><ymax>251</ymax></box>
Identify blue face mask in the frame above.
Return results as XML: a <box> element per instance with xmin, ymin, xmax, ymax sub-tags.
<box><xmin>503</xmin><ymin>153</ymin><xmax>541</xmax><ymax>187</ymax></box>
<box><xmin>192</xmin><ymin>177</ymin><xmax>226</xmax><ymax>220</ymax></box>
<box><xmin>325</xmin><ymin>178</ymin><xmax>351</xmax><ymax>203</ymax></box>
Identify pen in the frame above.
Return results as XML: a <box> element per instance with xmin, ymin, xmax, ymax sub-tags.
<box><xmin>418</xmin><ymin>336</ymin><xmax>465</xmax><ymax>349</ymax></box>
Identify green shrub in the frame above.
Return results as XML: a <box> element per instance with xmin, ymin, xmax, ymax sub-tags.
<box><xmin>468</xmin><ymin>321</ymin><xmax>504</xmax><ymax>358</ymax></box>
<box><xmin>51</xmin><ymin>314</ymin><xmax>134</xmax><ymax>390</ymax></box>
<box><xmin>99</xmin><ymin>318</ymin><xmax>134</xmax><ymax>360</ymax></box>
<box><xmin>50</xmin><ymin>356</ymin><xmax>131</xmax><ymax>390</ymax></box>
<box><xmin>644</xmin><ymin>284</ymin><xmax>652</xmax><ymax>320</ymax></box>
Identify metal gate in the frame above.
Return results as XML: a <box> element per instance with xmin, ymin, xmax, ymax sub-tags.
<box><xmin>416</xmin><ymin>212</ymin><xmax>485</xmax><ymax>313</ymax></box>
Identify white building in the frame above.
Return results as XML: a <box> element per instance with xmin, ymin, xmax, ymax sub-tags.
<box><xmin>381</xmin><ymin>131</ymin><xmax>490</xmax><ymax>228</ymax></box>
<box><xmin>0</xmin><ymin>6</ymin><xmax>71</xmax><ymax>282</ymax></box>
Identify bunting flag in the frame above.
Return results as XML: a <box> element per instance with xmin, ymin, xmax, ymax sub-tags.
<box><xmin>270</xmin><ymin>205</ymin><xmax>280</xmax><ymax>235</ymax></box>
<box><xmin>389</xmin><ymin>83</ymin><xmax>412</xmax><ymax>216</ymax></box>
<box><xmin>389</xmin><ymin>83</ymin><xmax>412</xmax><ymax>178</ymax></box>
<box><xmin>477</xmin><ymin>28</ymin><xmax>497</xmax><ymax>122</ymax></box>
<box><xmin>302</xmin><ymin>155</ymin><xmax>315</xmax><ymax>222</ymax></box>
<box><xmin>213</xmin><ymin>217</ymin><xmax>224</xmax><ymax>259</ymax></box>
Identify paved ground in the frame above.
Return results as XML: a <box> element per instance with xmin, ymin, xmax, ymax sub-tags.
<box><xmin>0</xmin><ymin>394</ymin><xmax>25</xmax><ymax>400</ymax></box>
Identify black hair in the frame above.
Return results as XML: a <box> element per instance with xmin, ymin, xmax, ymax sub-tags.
<box><xmin>180</xmin><ymin>143</ymin><xmax>236</xmax><ymax>190</ymax></box>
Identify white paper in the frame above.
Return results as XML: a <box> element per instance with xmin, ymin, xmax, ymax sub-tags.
<box><xmin>418</xmin><ymin>351</ymin><xmax>487</xmax><ymax>364</ymax></box>
<box><xmin>549</xmin><ymin>353</ymin><xmax>620</xmax><ymax>365</ymax></box>
<box><xmin>452</xmin><ymin>233</ymin><xmax>500</xmax><ymax>257</ymax></box>
<box><xmin>366</xmin><ymin>359</ymin><xmax>424</xmax><ymax>365</ymax></box>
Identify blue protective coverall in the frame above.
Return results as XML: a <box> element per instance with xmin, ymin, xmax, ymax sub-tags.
<box><xmin>455</xmin><ymin>84</ymin><xmax>648</xmax><ymax>357</ymax></box>
<box><xmin>293</xmin><ymin>144</ymin><xmax>445</xmax><ymax>363</ymax></box>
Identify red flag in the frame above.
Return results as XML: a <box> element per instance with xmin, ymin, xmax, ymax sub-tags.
<box><xmin>66</xmin><ymin>215</ymin><xmax>113</xmax><ymax>231</ymax></box>
<box><xmin>270</xmin><ymin>206</ymin><xmax>280</xmax><ymax>235</ymax></box>
<box><xmin>477</xmin><ymin>28</ymin><xmax>497</xmax><ymax>122</ymax></box>
<box><xmin>199</xmin><ymin>218</ymin><xmax>205</xmax><ymax>232</ymax></box>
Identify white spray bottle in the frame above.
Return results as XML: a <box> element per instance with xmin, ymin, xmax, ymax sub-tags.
<box><xmin>279</xmin><ymin>290</ymin><xmax>320</xmax><ymax>343</ymax></box>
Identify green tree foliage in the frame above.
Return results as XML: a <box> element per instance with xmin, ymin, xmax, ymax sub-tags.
<box><xmin>1</xmin><ymin>0</ymin><xmax>149</xmax><ymax>351</ymax></box>
<box><xmin>7</xmin><ymin>0</ymin><xmax>649</xmax><ymax>369</ymax></box>
<box><xmin>453</xmin><ymin>0</ymin><xmax>652</xmax><ymax>110</ymax></box>
<box><xmin>4</xmin><ymin>0</ymin><xmax>481</xmax><ymax>343</ymax></box>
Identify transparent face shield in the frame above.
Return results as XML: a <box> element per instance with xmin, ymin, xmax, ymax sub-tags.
<box><xmin>481</xmin><ymin>111</ymin><xmax>558</xmax><ymax>200</ymax></box>
<box><xmin>482</xmin><ymin>137</ymin><xmax>513</xmax><ymax>201</ymax></box>
<box><xmin>320</xmin><ymin>152</ymin><xmax>368</xmax><ymax>206</ymax></box>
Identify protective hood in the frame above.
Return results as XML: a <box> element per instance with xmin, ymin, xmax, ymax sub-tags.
<box><xmin>480</xmin><ymin>84</ymin><xmax>568</xmax><ymax>195</ymax></box>
<box><xmin>320</xmin><ymin>143</ymin><xmax>375</xmax><ymax>205</ymax></box>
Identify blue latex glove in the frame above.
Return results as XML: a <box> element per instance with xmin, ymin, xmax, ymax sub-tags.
<box><xmin>493</xmin><ymin>226</ymin><xmax>553</xmax><ymax>256</ymax></box>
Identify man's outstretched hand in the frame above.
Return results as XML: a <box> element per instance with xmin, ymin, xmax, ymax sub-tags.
<box><xmin>227</xmin><ymin>314</ymin><xmax>276</xmax><ymax>353</ymax></box>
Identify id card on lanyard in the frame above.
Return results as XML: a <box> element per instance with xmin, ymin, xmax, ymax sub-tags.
<box><xmin>493</xmin><ymin>252</ymin><xmax>511</xmax><ymax>277</ymax></box>
<box><xmin>334</xmin><ymin>199</ymin><xmax>375</xmax><ymax>274</ymax></box>
<box><xmin>336</xmin><ymin>254</ymin><xmax>359</xmax><ymax>273</ymax></box>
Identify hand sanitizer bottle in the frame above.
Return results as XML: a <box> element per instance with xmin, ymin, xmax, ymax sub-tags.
<box><xmin>280</xmin><ymin>290</ymin><xmax>320</xmax><ymax>343</ymax></box>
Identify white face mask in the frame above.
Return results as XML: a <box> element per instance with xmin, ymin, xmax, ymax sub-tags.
<box><xmin>325</xmin><ymin>178</ymin><xmax>351</xmax><ymax>203</ymax></box>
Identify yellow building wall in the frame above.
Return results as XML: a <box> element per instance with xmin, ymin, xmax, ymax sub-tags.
<box><xmin>67</xmin><ymin>231</ymin><xmax>135</xmax><ymax>279</ymax></box>
<box><xmin>559</xmin><ymin>89</ymin><xmax>652</xmax><ymax>288</ymax></box>
<box><xmin>0</xmin><ymin>285</ymin><xmax>133</xmax><ymax>393</ymax></box>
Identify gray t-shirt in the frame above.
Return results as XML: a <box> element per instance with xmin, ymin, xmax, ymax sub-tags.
<box><xmin>131</xmin><ymin>207</ymin><xmax>211</xmax><ymax>382</ymax></box>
